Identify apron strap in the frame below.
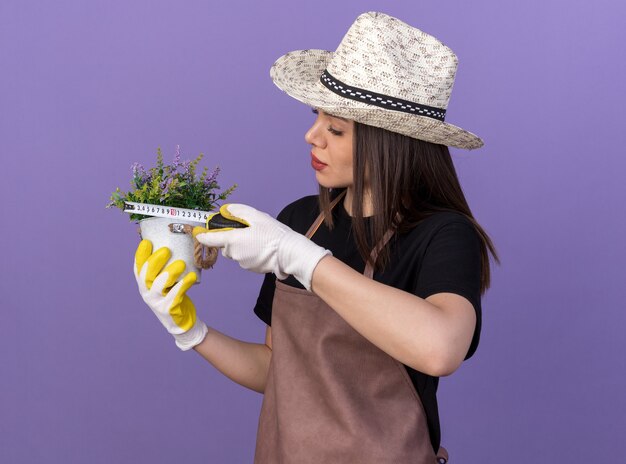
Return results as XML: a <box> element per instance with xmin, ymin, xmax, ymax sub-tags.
<box><xmin>305</xmin><ymin>190</ymin><xmax>347</xmax><ymax>239</ymax></box>
<box><xmin>363</xmin><ymin>211</ymin><xmax>402</xmax><ymax>279</ymax></box>
<box><xmin>304</xmin><ymin>189</ymin><xmax>401</xmax><ymax>279</ymax></box>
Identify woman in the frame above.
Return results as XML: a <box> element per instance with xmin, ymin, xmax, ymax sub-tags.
<box><xmin>133</xmin><ymin>11</ymin><xmax>499</xmax><ymax>463</ymax></box>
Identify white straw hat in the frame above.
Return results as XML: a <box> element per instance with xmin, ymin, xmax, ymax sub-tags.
<box><xmin>270</xmin><ymin>11</ymin><xmax>483</xmax><ymax>149</ymax></box>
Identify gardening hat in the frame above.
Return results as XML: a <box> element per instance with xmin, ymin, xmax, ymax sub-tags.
<box><xmin>270</xmin><ymin>11</ymin><xmax>483</xmax><ymax>149</ymax></box>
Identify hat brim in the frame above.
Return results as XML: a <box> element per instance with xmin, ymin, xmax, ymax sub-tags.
<box><xmin>270</xmin><ymin>49</ymin><xmax>484</xmax><ymax>150</ymax></box>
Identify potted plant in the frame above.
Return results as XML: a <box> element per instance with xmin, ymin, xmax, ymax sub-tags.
<box><xmin>107</xmin><ymin>145</ymin><xmax>237</xmax><ymax>283</ymax></box>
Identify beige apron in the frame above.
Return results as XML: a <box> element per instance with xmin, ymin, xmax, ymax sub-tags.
<box><xmin>255</xmin><ymin>191</ymin><xmax>449</xmax><ymax>463</ymax></box>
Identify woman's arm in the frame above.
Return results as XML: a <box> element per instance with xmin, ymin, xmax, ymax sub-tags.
<box><xmin>311</xmin><ymin>256</ymin><xmax>475</xmax><ymax>377</ymax></box>
<box><xmin>191</xmin><ymin>206</ymin><xmax>475</xmax><ymax>376</ymax></box>
<box><xmin>193</xmin><ymin>325</ymin><xmax>272</xmax><ymax>393</ymax></box>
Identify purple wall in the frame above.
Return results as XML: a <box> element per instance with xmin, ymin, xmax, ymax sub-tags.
<box><xmin>2</xmin><ymin>1</ymin><xmax>624</xmax><ymax>462</ymax></box>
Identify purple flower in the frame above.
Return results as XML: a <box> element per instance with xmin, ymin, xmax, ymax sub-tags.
<box><xmin>160</xmin><ymin>177</ymin><xmax>174</xmax><ymax>201</ymax></box>
<box><xmin>176</xmin><ymin>159</ymin><xmax>192</xmax><ymax>180</ymax></box>
<box><xmin>131</xmin><ymin>162</ymin><xmax>148</xmax><ymax>186</ymax></box>
<box><xmin>205</xmin><ymin>166</ymin><xmax>220</xmax><ymax>186</ymax></box>
<box><xmin>172</xmin><ymin>145</ymin><xmax>181</xmax><ymax>170</ymax></box>
<box><xmin>180</xmin><ymin>159</ymin><xmax>191</xmax><ymax>171</ymax></box>
<box><xmin>131</xmin><ymin>162</ymin><xmax>145</xmax><ymax>177</ymax></box>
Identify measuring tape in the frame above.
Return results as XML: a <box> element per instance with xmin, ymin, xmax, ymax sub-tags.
<box><xmin>124</xmin><ymin>202</ymin><xmax>249</xmax><ymax>230</ymax></box>
<box><xmin>124</xmin><ymin>202</ymin><xmax>211</xmax><ymax>224</ymax></box>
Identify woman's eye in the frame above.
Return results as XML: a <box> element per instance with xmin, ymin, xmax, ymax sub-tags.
<box><xmin>311</xmin><ymin>108</ymin><xmax>342</xmax><ymax>135</ymax></box>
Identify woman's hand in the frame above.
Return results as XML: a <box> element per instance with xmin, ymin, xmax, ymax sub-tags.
<box><xmin>134</xmin><ymin>240</ymin><xmax>208</xmax><ymax>351</ymax></box>
<box><xmin>192</xmin><ymin>203</ymin><xmax>331</xmax><ymax>292</ymax></box>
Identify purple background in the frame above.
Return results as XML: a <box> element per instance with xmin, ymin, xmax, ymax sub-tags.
<box><xmin>1</xmin><ymin>0</ymin><xmax>624</xmax><ymax>462</ymax></box>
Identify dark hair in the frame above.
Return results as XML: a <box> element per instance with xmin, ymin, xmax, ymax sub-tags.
<box><xmin>317</xmin><ymin>121</ymin><xmax>500</xmax><ymax>295</ymax></box>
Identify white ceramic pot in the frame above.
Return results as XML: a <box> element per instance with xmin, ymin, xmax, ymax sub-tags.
<box><xmin>138</xmin><ymin>217</ymin><xmax>201</xmax><ymax>284</ymax></box>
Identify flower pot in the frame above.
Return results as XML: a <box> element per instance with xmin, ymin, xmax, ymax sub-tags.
<box><xmin>138</xmin><ymin>217</ymin><xmax>202</xmax><ymax>284</ymax></box>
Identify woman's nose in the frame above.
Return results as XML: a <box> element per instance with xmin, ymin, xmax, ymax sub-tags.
<box><xmin>304</xmin><ymin>119</ymin><xmax>325</xmax><ymax>148</ymax></box>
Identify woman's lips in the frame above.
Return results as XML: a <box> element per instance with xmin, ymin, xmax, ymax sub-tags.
<box><xmin>311</xmin><ymin>153</ymin><xmax>327</xmax><ymax>171</ymax></box>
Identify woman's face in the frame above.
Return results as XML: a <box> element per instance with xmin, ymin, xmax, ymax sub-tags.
<box><xmin>304</xmin><ymin>108</ymin><xmax>355</xmax><ymax>189</ymax></box>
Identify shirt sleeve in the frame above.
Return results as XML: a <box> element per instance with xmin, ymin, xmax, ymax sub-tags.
<box><xmin>412</xmin><ymin>220</ymin><xmax>482</xmax><ymax>359</ymax></box>
<box><xmin>254</xmin><ymin>272</ymin><xmax>276</xmax><ymax>326</ymax></box>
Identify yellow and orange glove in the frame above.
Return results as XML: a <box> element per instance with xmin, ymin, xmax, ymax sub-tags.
<box><xmin>133</xmin><ymin>240</ymin><xmax>208</xmax><ymax>351</ymax></box>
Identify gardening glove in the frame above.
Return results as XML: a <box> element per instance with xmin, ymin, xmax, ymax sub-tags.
<box><xmin>134</xmin><ymin>240</ymin><xmax>208</xmax><ymax>351</ymax></box>
<box><xmin>192</xmin><ymin>203</ymin><xmax>331</xmax><ymax>292</ymax></box>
